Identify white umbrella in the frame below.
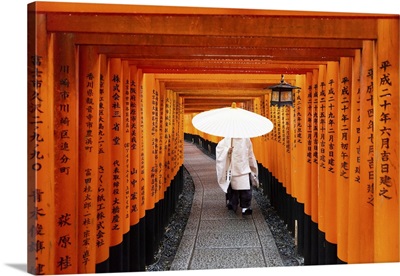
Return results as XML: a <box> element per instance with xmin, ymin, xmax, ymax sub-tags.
<box><xmin>192</xmin><ymin>102</ymin><xmax>274</xmax><ymax>138</ymax></box>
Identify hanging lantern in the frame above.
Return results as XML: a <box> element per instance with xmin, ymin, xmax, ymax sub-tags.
<box><xmin>265</xmin><ymin>74</ymin><xmax>300</xmax><ymax>107</ymax></box>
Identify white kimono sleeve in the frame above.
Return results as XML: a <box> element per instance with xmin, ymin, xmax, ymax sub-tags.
<box><xmin>215</xmin><ymin>139</ymin><xmax>231</xmax><ymax>193</ymax></box>
<box><xmin>248</xmin><ymin>140</ymin><xmax>259</xmax><ymax>187</ymax></box>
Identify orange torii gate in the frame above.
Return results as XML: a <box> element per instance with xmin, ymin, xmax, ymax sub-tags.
<box><xmin>28</xmin><ymin>17</ymin><xmax>185</xmax><ymax>276</ymax></box>
<box><xmin>188</xmin><ymin>25</ymin><xmax>399</xmax><ymax>266</ymax></box>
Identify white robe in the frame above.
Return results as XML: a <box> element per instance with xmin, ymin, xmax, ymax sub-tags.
<box><xmin>215</xmin><ymin>137</ymin><xmax>259</xmax><ymax>192</ymax></box>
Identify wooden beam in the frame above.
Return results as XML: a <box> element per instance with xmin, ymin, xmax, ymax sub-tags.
<box><xmin>178</xmin><ymin>90</ymin><xmax>267</xmax><ymax>97</ymax></box>
<box><xmin>46</xmin><ymin>13</ymin><xmax>378</xmax><ymax>39</ymax></box>
<box><xmin>156</xmin><ymin>73</ymin><xmax>296</xmax><ymax>91</ymax></box>
<box><xmin>97</xmin><ymin>45</ymin><xmax>355</xmax><ymax>61</ymax></box>
<box><xmin>74</xmin><ymin>33</ymin><xmax>363</xmax><ymax>49</ymax></box>
<box><xmin>32</xmin><ymin>1</ymin><xmax>397</xmax><ymax>18</ymax></box>
<box><xmin>133</xmin><ymin>59</ymin><xmax>321</xmax><ymax>74</ymax></box>
<box><xmin>33</xmin><ymin>2</ymin><xmax>396</xmax><ymax>17</ymax></box>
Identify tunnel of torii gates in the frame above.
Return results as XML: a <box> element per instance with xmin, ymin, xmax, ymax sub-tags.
<box><xmin>27</xmin><ymin>1</ymin><xmax>399</xmax><ymax>275</ymax></box>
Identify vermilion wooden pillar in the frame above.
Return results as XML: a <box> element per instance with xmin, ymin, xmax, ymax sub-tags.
<box><xmin>179</xmin><ymin>96</ymin><xmax>185</xmax><ymax>165</ymax></box>
<box><xmin>142</xmin><ymin>74</ymin><xmax>156</xmax><ymax>213</ymax></box>
<box><xmin>269</xmin><ymin>105</ymin><xmax>277</xmax><ymax>183</ymax></box>
<box><xmin>336</xmin><ymin>57</ymin><xmax>352</xmax><ymax>263</ymax></box>
<box><xmin>122</xmin><ymin>61</ymin><xmax>131</xmax><ymax>236</ymax></box>
<box><xmin>108</xmin><ymin>58</ymin><xmax>125</xmax><ymax>270</ymax></box>
<box><xmin>324</xmin><ymin>61</ymin><xmax>339</xmax><ymax>264</ymax></box>
<box><xmin>291</xmin><ymin>75</ymin><xmax>307</xmax><ymax>256</ymax></box>
<box><xmin>158</xmin><ymin>81</ymin><xmax>166</xmax><ymax>208</ymax></box>
<box><xmin>262</xmin><ymin>93</ymin><xmax>271</xmax><ymax>171</ymax></box>
<box><xmin>171</xmin><ymin>92</ymin><xmax>178</xmax><ymax>176</ymax></box>
<box><xmin>310</xmin><ymin>68</ymin><xmax>319</xmax><ymax>264</ymax></box>
<box><xmin>137</xmin><ymin>69</ymin><xmax>146</xmax><ymax>222</ymax></box>
<box><xmin>142</xmin><ymin>73</ymin><xmax>157</xmax><ymax>265</ymax></box>
<box><xmin>137</xmin><ymin>69</ymin><xmax>147</xmax><ymax>269</ymax></box>
<box><xmin>317</xmin><ymin>65</ymin><xmax>327</xmax><ymax>257</ymax></box>
<box><xmin>374</xmin><ymin>18</ymin><xmax>399</xmax><ymax>263</ymax></box>
<box><xmin>52</xmin><ymin>32</ymin><xmax>79</xmax><ymax>274</ymax></box>
<box><xmin>290</xmin><ymin>83</ymin><xmax>299</xmax><ymax>206</ymax></box>
<box><xmin>303</xmin><ymin>72</ymin><xmax>313</xmax><ymax>218</ymax></box>
<box><xmin>128</xmin><ymin>65</ymin><xmax>144</xmax><ymax>271</ymax></box>
<box><xmin>177</xmin><ymin>93</ymin><xmax>185</xmax><ymax>175</ymax></box>
<box><xmin>153</xmin><ymin>78</ymin><xmax>163</xmax><ymax>248</ymax></box>
<box><xmin>169</xmin><ymin>92</ymin><xmax>175</xmax><ymax>168</ymax></box>
<box><xmin>96</xmin><ymin>54</ymin><xmax>112</xmax><ymax>267</ymax></box>
<box><xmin>359</xmin><ymin>40</ymin><xmax>375</xmax><ymax>263</ymax></box>
<box><xmin>284</xmin><ymin>104</ymin><xmax>293</xmax><ymax>231</ymax></box>
<box><xmin>284</xmin><ymin>104</ymin><xmax>292</xmax><ymax>198</ymax></box>
<box><xmin>252</xmin><ymin>97</ymin><xmax>262</xmax><ymax>164</ymax></box>
<box><xmin>277</xmin><ymin>105</ymin><xmax>284</xmax><ymax>185</ymax></box>
<box><xmin>27</xmin><ymin>12</ymin><xmax>55</xmax><ymax>275</ymax></box>
<box><xmin>129</xmin><ymin>65</ymin><xmax>141</xmax><ymax>228</ymax></box>
<box><xmin>164</xmin><ymin>90</ymin><xmax>172</xmax><ymax>189</ymax></box>
<box><xmin>121</xmin><ymin>60</ymin><xmax>131</xmax><ymax>271</ymax></box>
<box><xmin>78</xmin><ymin>45</ymin><xmax>100</xmax><ymax>273</ymax></box>
<box><xmin>347</xmin><ymin>49</ymin><xmax>362</xmax><ymax>264</ymax></box>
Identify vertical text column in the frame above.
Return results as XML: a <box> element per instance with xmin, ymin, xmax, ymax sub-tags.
<box><xmin>78</xmin><ymin>45</ymin><xmax>100</xmax><ymax>273</ymax></box>
<box><xmin>359</xmin><ymin>40</ymin><xmax>375</xmax><ymax>263</ymax></box>
<box><xmin>96</xmin><ymin>54</ymin><xmax>111</xmax><ymax>265</ymax></box>
<box><xmin>129</xmin><ymin>65</ymin><xmax>140</xmax><ymax>227</ymax></box>
<box><xmin>374</xmin><ymin>18</ymin><xmax>399</xmax><ymax>262</ymax></box>
<box><xmin>347</xmin><ymin>50</ymin><xmax>361</xmax><ymax>264</ymax></box>
<box><xmin>325</xmin><ymin>62</ymin><xmax>339</xmax><ymax>262</ymax></box>
<box><xmin>337</xmin><ymin>57</ymin><xmax>352</xmax><ymax>263</ymax></box>
<box><xmin>109</xmin><ymin>58</ymin><xmax>124</xmax><ymax>248</ymax></box>
<box><xmin>310</xmin><ymin>69</ymin><xmax>319</xmax><ymax>264</ymax></box>
<box><xmin>122</xmin><ymin>61</ymin><xmax>131</xmax><ymax>237</ymax></box>
<box><xmin>53</xmin><ymin>32</ymin><xmax>79</xmax><ymax>274</ymax></box>
<box><xmin>27</xmin><ymin>12</ymin><xmax>55</xmax><ymax>275</ymax></box>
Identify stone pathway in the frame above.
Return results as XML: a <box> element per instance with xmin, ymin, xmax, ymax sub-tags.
<box><xmin>170</xmin><ymin>141</ymin><xmax>283</xmax><ymax>270</ymax></box>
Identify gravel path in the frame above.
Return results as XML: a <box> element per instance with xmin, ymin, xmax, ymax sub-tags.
<box><xmin>147</xmin><ymin>163</ymin><xmax>304</xmax><ymax>271</ymax></box>
<box><xmin>146</xmin><ymin>167</ymin><xmax>195</xmax><ymax>271</ymax></box>
<box><xmin>253</xmin><ymin>187</ymin><xmax>304</xmax><ymax>266</ymax></box>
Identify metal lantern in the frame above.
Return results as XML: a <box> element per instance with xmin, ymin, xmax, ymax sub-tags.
<box><xmin>265</xmin><ymin>74</ymin><xmax>300</xmax><ymax>107</ymax></box>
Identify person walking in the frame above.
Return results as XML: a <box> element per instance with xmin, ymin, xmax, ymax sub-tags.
<box><xmin>216</xmin><ymin>137</ymin><xmax>259</xmax><ymax>215</ymax></box>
